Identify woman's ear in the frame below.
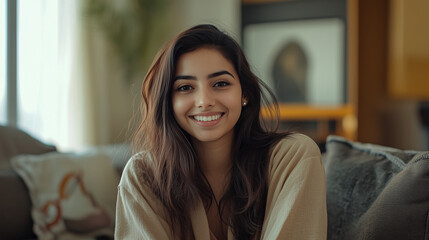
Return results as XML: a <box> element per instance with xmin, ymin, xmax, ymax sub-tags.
<box><xmin>242</xmin><ymin>97</ymin><xmax>248</xmax><ymax>107</ymax></box>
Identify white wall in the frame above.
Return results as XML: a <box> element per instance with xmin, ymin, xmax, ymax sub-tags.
<box><xmin>169</xmin><ymin>0</ymin><xmax>241</xmax><ymax>41</ymax></box>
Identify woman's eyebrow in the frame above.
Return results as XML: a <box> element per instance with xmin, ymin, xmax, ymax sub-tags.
<box><xmin>208</xmin><ymin>70</ymin><xmax>235</xmax><ymax>79</ymax></box>
<box><xmin>174</xmin><ymin>70</ymin><xmax>235</xmax><ymax>81</ymax></box>
<box><xmin>174</xmin><ymin>75</ymin><xmax>196</xmax><ymax>81</ymax></box>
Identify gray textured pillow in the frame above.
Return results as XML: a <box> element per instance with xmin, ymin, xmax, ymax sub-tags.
<box><xmin>353</xmin><ymin>151</ymin><xmax>429</xmax><ymax>240</ymax></box>
<box><xmin>324</xmin><ymin>135</ymin><xmax>429</xmax><ymax>240</ymax></box>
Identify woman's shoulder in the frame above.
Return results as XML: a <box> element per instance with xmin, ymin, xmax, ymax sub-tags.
<box><xmin>269</xmin><ymin>133</ymin><xmax>321</xmax><ymax>170</ymax></box>
<box><xmin>272</xmin><ymin>133</ymin><xmax>320</xmax><ymax>154</ymax></box>
<box><xmin>116</xmin><ymin>152</ymin><xmax>172</xmax><ymax>234</ymax></box>
<box><xmin>119</xmin><ymin>151</ymin><xmax>153</xmax><ymax>188</ymax></box>
<box><xmin>122</xmin><ymin>151</ymin><xmax>151</xmax><ymax>171</ymax></box>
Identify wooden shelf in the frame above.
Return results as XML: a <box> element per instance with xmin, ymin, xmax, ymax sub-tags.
<box><xmin>261</xmin><ymin>104</ymin><xmax>357</xmax><ymax>141</ymax></box>
<box><xmin>261</xmin><ymin>104</ymin><xmax>354</xmax><ymax>120</ymax></box>
<box><xmin>242</xmin><ymin>0</ymin><xmax>288</xmax><ymax>4</ymax></box>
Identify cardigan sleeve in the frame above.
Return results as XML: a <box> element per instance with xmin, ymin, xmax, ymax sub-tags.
<box><xmin>261</xmin><ymin>134</ymin><xmax>327</xmax><ymax>240</ymax></box>
<box><xmin>115</xmin><ymin>154</ymin><xmax>173</xmax><ymax>240</ymax></box>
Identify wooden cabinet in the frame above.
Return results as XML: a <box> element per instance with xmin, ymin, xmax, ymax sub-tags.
<box><xmin>388</xmin><ymin>0</ymin><xmax>429</xmax><ymax>100</ymax></box>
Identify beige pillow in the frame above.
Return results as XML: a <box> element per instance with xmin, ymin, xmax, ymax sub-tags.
<box><xmin>12</xmin><ymin>151</ymin><xmax>120</xmax><ymax>240</ymax></box>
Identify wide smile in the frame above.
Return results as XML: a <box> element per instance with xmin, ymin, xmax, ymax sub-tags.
<box><xmin>189</xmin><ymin>113</ymin><xmax>225</xmax><ymax>126</ymax></box>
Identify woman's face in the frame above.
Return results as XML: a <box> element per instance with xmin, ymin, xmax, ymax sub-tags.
<box><xmin>172</xmin><ymin>47</ymin><xmax>245</xmax><ymax>144</ymax></box>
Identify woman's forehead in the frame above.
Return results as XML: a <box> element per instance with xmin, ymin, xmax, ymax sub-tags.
<box><xmin>175</xmin><ymin>48</ymin><xmax>237</xmax><ymax>77</ymax></box>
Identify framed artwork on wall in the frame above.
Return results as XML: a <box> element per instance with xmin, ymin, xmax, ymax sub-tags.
<box><xmin>242</xmin><ymin>0</ymin><xmax>358</xmax><ymax>142</ymax></box>
<box><xmin>244</xmin><ymin>18</ymin><xmax>345</xmax><ymax>104</ymax></box>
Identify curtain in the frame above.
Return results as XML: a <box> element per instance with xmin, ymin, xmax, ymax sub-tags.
<box><xmin>0</xmin><ymin>2</ymin><xmax>6</xmax><ymax>125</ymax></box>
<box><xmin>17</xmin><ymin>0</ymin><xmax>135</xmax><ymax>150</ymax></box>
<box><xmin>17</xmin><ymin>0</ymin><xmax>85</xmax><ymax>151</ymax></box>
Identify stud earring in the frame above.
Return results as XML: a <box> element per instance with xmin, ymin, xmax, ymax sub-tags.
<box><xmin>242</xmin><ymin>101</ymin><xmax>247</xmax><ymax>106</ymax></box>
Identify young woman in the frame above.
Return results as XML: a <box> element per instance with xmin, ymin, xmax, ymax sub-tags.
<box><xmin>115</xmin><ymin>24</ymin><xmax>327</xmax><ymax>240</ymax></box>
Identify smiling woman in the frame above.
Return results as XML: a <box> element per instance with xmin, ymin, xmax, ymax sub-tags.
<box><xmin>115</xmin><ymin>24</ymin><xmax>327</xmax><ymax>240</ymax></box>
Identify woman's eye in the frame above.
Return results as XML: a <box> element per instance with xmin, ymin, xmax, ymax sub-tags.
<box><xmin>177</xmin><ymin>85</ymin><xmax>193</xmax><ymax>91</ymax></box>
<box><xmin>214</xmin><ymin>81</ymin><xmax>230</xmax><ymax>87</ymax></box>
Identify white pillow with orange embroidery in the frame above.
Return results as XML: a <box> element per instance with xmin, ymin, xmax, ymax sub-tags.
<box><xmin>12</xmin><ymin>151</ymin><xmax>120</xmax><ymax>240</ymax></box>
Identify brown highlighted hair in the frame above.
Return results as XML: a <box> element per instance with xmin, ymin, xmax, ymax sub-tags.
<box><xmin>133</xmin><ymin>24</ymin><xmax>290</xmax><ymax>239</ymax></box>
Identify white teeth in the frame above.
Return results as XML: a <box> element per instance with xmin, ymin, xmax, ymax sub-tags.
<box><xmin>193</xmin><ymin>114</ymin><xmax>222</xmax><ymax>122</ymax></box>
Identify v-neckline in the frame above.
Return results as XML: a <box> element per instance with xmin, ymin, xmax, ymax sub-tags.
<box><xmin>190</xmin><ymin>196</ymin><xmax>233</xmax><ymax>240</ymax></box>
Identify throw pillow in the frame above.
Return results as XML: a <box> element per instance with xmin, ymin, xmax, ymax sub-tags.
<box><xmin>353</xmin><ymin>151</ymin><xmax>429</xmax><ymax>240</ymax></box>
<box><xmin>0</xmin><ymin>125</ymin><xmax>56</xmax><ymax>239</ymax></box>
<box><xmin>324</xmin><ymin>135</ymin><xmax>429</xmax><ymax>240</ymax></box>
<box><xmin>12</xmin><ymin>151</ymin><xmax>120</xmax><ymax>240</ymax></box>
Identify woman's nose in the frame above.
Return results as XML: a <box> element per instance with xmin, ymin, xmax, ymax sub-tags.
<box><xmin>195</xmin><ymin>88</ymin><xmax>215</xmax><ymax>108</ymax></box>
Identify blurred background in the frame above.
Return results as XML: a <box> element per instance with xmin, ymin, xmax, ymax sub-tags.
<box><xmin>1</xmin><ymin>0</ymin><xmax>428</xmax><ymax>151</ymax></box>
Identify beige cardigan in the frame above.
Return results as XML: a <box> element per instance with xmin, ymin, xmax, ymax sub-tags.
<box><xmin>115</xmin><ymin>134</ymin><xmax>327</xmax><ymax>239</ymax></box>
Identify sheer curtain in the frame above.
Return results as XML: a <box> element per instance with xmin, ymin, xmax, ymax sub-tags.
<box><xmin>17</xmin><ymin>0</ymin><xmax>85</xmax><ymax>151</ymax></box>
<box><xmin>17</xmin><ymin>0</ymin><xmax>136</xmax><ymax>151</ymax></box>
<box><xmin>0</xmin><ymin>1</ymin><xmax>7</xmax><ymax>125</ymax></box>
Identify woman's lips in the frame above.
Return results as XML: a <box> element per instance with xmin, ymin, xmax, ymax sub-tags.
<box><xmin>190</xmin><ymin>113</ymin><xmax>224</xmax><ymax>127</ymax></box>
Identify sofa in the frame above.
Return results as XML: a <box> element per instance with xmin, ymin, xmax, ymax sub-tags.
<box><xmin>1</xmin><ymin>125</ymin><xmax>428</xmax><ymax>239</ymax></box>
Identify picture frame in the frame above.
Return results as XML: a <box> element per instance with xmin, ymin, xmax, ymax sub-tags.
<box><xmin>242</xmin><ymin>0</ymin><xmax>348</xmax><ymax>105</ymax></box>
<box><xmin>241</xmin><ymin>0</ymin><xmax>358</xmax><ymax>141</ymax></box>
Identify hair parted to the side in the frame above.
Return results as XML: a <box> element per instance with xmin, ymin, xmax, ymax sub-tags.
<box><xmin>132</xmin><ymin>24</ymin><xmax>290</xmax><ymax>239</ymax></box>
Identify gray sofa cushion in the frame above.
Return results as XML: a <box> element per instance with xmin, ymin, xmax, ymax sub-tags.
<box><xmin>324</xmin><ymin>135</ymin><xmax>429</xmax><ymax>240</ymax></box>
<box><xmin>354</xmin><ymin>151</ymin><xmax>429</xmax><ymax>240</ymax></box>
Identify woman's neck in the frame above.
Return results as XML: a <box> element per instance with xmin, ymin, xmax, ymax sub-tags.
<box><xmin>194</xmin><ymin>139</ymin><xmax>232</xmax><ymax>178</ymax></box>
<box><xmin>193</xmin><ymin>133</ymin><xmax>234</xmax><ymax>199</ymax></box>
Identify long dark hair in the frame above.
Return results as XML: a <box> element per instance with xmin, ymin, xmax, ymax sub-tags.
<box><xmin>133</xmin><ymin>24</ymin><xmax>290</xmax><ymax>239</ymax></box>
